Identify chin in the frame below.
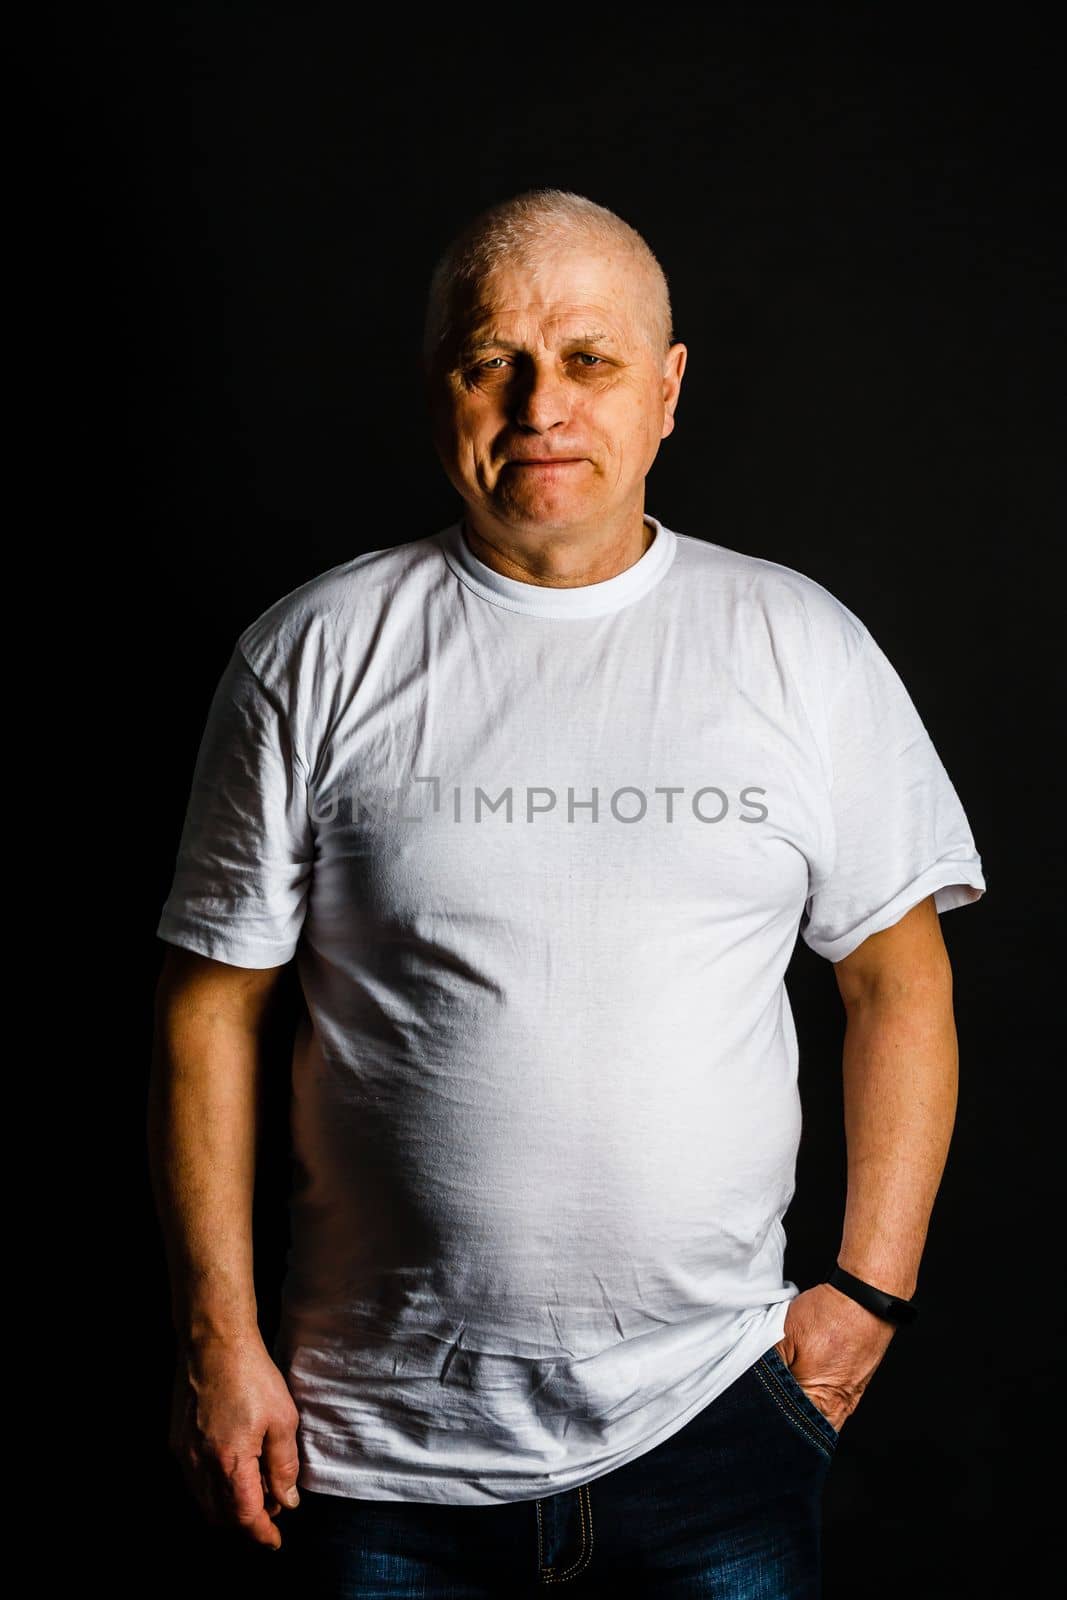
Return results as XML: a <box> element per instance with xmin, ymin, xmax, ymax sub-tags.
<box><xmin>504</xmin><ymin>505</ymin><xmax>594</xmax><ymax>532</ymax></box>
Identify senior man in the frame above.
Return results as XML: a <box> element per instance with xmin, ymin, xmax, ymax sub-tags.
<box><xmin>148</xmin><ymin>187</ymin><xmax>985</xmax><ymax>1597</ymax></box>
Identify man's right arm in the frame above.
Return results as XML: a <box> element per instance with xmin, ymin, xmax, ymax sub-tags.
<box><xmin>146</xmin><ymin>945</ymin><xmax>302</xmax><ymax>1551</ymax></box>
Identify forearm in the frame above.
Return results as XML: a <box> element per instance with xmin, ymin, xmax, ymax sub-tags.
<box><xmin>836</xmin><ymin>967</ymin><xmax>959</xmax><ymax>1301</ymax></box>
<box><xmin>146</xmin><ymin>994</ymin><xmax>264</xmax><ymax>1348</ymax></box>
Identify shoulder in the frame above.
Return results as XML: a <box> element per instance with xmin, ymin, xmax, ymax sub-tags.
<box><xmin>234</xmin><ymin>532</ymin><xmax>445</xmax><ymax>688</ymax></box>
<box><xmin>669</xmin><ymin>528</ymin><xmax>872</xmax><ymax>682</ymax></box>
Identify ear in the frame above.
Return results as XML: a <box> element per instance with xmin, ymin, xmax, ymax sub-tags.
<box><xmin>661</xmin><ymin>342</ymin><xmax>687</xmax><ymax>439</ymax></box>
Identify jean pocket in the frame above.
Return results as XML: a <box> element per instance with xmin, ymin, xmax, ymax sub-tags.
<box><xmin>753</xmin><ymin>1346</ymin><xmax>840</xmax><ymax>1459</ymax></box>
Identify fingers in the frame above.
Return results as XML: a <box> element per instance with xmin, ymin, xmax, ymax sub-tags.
<box><xmin>261</xmin><ymin>1412</ymin><xmax>302</xmax><ymax>1515</ymax></box>
<box><xmin>223</xmin><ymin>1453</ymin><xmax>283</xmax><ymax>1549</ymax></box>
<box><xmin>259</xmin><ymin>1471</ymin><xmax>288</xmax><ymax>1521</ymax></box>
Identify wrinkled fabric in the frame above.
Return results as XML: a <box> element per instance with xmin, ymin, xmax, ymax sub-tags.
<box><xmin>156</xmin><ymin>515</ymin><xmax>985</xmax><ymax>1504</ymax></box>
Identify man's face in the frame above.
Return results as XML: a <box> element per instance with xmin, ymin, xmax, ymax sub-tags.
<box><xmin>426</xmin><ymin>247</ymin><xmax>686</xmax><ymax>539</ymax></box>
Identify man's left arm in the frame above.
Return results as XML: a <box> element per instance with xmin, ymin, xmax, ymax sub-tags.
<box><xmin>775</xmin><ymin>892</ymin><xmax>958</xmax><ymax>1431</ymax></box>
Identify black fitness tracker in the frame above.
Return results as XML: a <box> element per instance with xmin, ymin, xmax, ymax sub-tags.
<box><xmin>828</xmin><ymin>1264</ymin><xmax>920</xmax><ymax>1326</ymax></box>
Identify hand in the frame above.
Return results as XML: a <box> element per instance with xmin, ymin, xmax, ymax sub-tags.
<box><xmin>168</xmin><ymin>1331</ymin><xmax>302</xmax><ymax>1550</ymax></box>
<box><xmin>773</xmin><ymin>1281</ymin><xmax>898</xmax><ymax>1434</ymax></box>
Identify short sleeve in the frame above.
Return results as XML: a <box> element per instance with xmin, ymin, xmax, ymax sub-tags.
<box><xmin>800</xmin><ymin>628</ymin><xmax>986</xmax><ymax>964</ymax></box>
<box><xmin>155</xmin><ymin>644</ymin><xmax>313</xmax><ymax>969</ymax></box>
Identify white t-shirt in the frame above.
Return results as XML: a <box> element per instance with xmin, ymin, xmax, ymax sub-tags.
<box><xmin>156</xmin><ymin>514</ymin><xmax>986</xmax><ymax>1505</ymax></box>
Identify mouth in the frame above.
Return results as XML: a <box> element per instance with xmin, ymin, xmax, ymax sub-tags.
<box><xmin>505</xmin><ymin>458</ymin><xmax>587</xmax><ymax>470</ymax></box>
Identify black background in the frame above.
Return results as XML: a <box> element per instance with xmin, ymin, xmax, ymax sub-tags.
<box><xmin>50</xmin><ymin>5</ymin><xmax>1061</xmax><ymax>1594</ymax></box>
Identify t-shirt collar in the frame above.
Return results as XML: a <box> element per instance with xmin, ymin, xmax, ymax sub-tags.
<box><xmin>440</xmin><ymin>514</ymin><xmax>677</xmax><ymax>619</ymax></box>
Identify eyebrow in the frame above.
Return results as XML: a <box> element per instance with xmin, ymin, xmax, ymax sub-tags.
<box><xmin>459</xmin><ymin>328</ymin><xmax>620</xmax><ymax>356</ymax></box>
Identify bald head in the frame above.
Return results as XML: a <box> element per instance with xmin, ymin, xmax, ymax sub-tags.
<box><xmin>423</xmin><ymin>188</ymin><xmax>674</xmax><ymax>375</ymax></box>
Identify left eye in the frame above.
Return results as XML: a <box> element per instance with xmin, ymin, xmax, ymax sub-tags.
<box><xmin>574</xmin><ymin>353</ymin><xmax>603</xmax><ymax>366</ymax></box>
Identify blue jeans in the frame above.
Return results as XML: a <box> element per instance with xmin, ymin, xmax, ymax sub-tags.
<box><xmin>274</xmin><ymin>1344</ymin><xmax>839</xmax><ymax>1597</ymax></box>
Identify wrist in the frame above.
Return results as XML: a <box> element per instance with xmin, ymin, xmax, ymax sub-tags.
<box><xmin>835</xmin><ymin>1252</ymin><xmax>918</xmax><ymax>1302</ymax></box>
<box><xmin>175</xmin><ymin>1304</ymin><xmax>262</xmax><ymax>1351</ymax></box>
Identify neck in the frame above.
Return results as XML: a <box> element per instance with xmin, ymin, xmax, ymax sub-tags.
<box><xmin>459</xmin><ymin>511</ymin><xmax>654</xmax><ymax>589</ymax></box>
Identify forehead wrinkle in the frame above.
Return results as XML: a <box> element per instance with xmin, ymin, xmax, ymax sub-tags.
<box><xmin>461</xmin><ymin>326</ymin><xmax>619</xmax><ymax>355</ymax></box>
<box><xmin>455</xmin><ymin>302</ymin><xmax>635</xmax><ymax>355</ymax></box>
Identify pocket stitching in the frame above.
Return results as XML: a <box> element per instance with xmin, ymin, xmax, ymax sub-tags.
<box><xmin>754</xmin><ymin>1356</ymin><xmax>837</xmax><ymax>1459</ymax></box>
<box><xmin>761</xmin><ymin>1349</ymin><xmax>841</xmax><ymax>1442</ymax></box>
<box><xmin>535</xmin><ymin>1484</ymin><xmax>595</xmax><ymax>1582</ymax></box>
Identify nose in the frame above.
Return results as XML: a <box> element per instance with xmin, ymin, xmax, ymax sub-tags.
<box><xmin>509</xmin><ymin>359</ymin><xmax>570</xmax><ymax>433</ymax></box>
